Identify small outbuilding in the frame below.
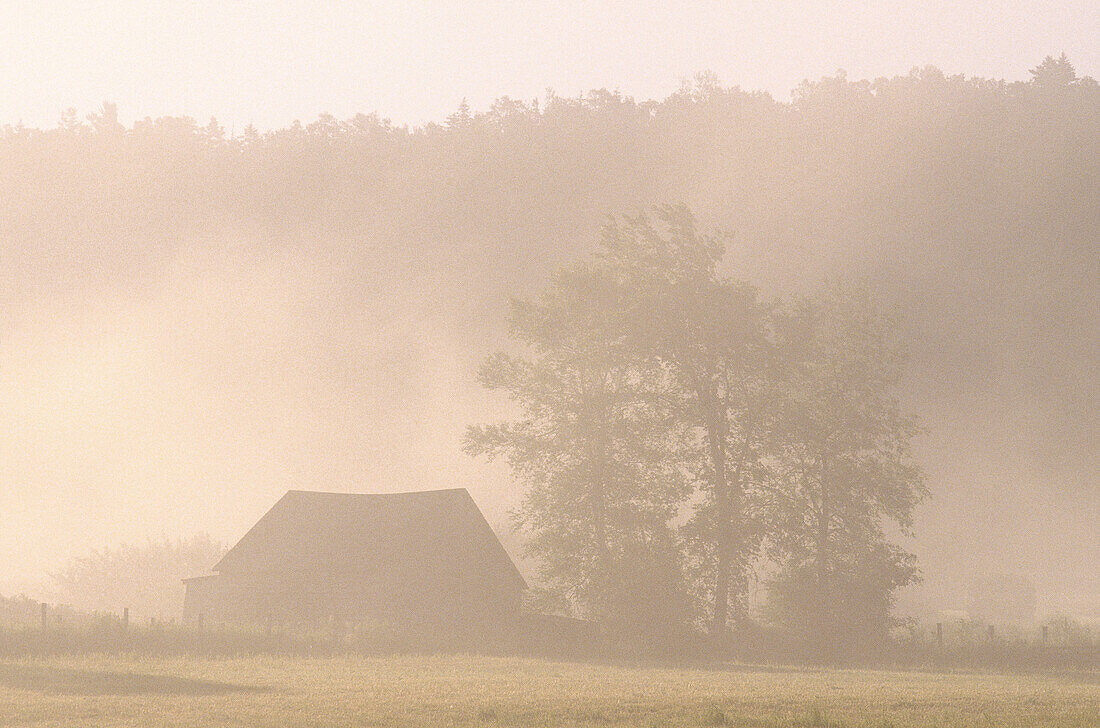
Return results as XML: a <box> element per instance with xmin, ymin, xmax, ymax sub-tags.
<box><xmin>183</xmin><ymin>488</ymin><xmax>526</xmax><ymax>636</ymax></box>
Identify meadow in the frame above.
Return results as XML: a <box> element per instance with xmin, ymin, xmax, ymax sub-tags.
<box><xmin>0</xmin><ymin>653</ymin><xmax>1095</xmax><ymax>728</ymax></box>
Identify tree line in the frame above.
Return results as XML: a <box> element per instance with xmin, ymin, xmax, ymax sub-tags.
<box><xmin>466</xmin><ymin>206</ymin><xmax>927</xmax><ymax>653</ymax></box>
<box><xmin>5</xmin><ymin>57</ymin><xmax>1093</xmax><ymax>475</ymax></box>
<box><xmin>6</xmin><ymin>58</ymin><xmax>1093</xmax><ymax>420</ymax></box>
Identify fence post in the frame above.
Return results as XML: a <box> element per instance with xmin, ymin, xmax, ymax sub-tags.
<box><xmin>987</xmin><ymin>624</ymin><xmax>995</xmax><ymax>641</ymax></box>
<box><xmin>40</xmin><ymin>603</ymin><xmax>48</xmax><ymax>632</ymax></box>
<box><xmin>1042</xmin><ymin>624</ymin><xmax>1048</xmax><ymax>643</ymax></box>
<box><xmin>936</xmin><ymin>622</ymin><xmax>943</xmax><ymax>646</ymax></box>
<box><xmin>122</xmin><ymin>607</ymin><xmax>129</xmax><ymax>632</ymax></box>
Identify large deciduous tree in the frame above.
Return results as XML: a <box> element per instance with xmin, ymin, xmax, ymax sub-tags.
<box><xmin>595</xmin><ymin>206</ymin><xmax>777</xmax><ymax>636</ymax></box>
<box><xmin>464</xmin><ymin>260</ymin><xmax>691</xmax><ymax>634</ymax></box>
<box><xmin>765</xmin><ymin>285</ymin><xmax>927</xmax><ymax>653</ymax></box>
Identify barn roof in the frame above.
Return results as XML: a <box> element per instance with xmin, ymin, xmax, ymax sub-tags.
<box><xmin>212</xmin><ymin>488</ymin><xmax>526</xmax><ymax>590</ymax></box>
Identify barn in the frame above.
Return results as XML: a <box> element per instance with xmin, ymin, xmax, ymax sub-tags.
<box><xmin>183</xmin><ymin>488</ymin><xmax>526</xmax><ymax>636</ymax></box>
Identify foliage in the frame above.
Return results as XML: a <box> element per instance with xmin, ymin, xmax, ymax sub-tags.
<box><xmin>764</xmin><ymin>543</ymin><xmax>919</xmax><ymax>654</ymax></box>
<box><xmin>764</xmin><ymin>285</ymin><xmax>926</xmax><ymax>653</ymax></box>
<box><xmin>0</xmin><ymin>594</ymin><xmax>45</xmax><ymax>629</ymax></box>
<box><xmin>469</xmin><ymin>207</ymin><xmax>927</xmax><ymax>646</ymax></box>
<box><xmin>593</xmin><ymin>207</ymin><xmax>777</xmax><ymax>634</ymax></box>
<box><xmin>464</xmin><ymin>256</ymin><xmax>692</xmax><ymax>633</ymax></box>
<box><xmin>5</xmin><ymin>55</ymin><xmax>1096</xmax><ymax>651</ymax></box>
<box><xmin>1041</xmin><ymin>613</ymin><xmax>1096</xmax><ymax>648</ymax></box>
<box><xmin>1029</xmin><ymin>53</ymin><xmax>1081</xmax><ymax>87</ymax></box>
<box><xmin>51</xmin><ymin>536</ymin><xmax>226</xmax><ymax>621</ymax></box>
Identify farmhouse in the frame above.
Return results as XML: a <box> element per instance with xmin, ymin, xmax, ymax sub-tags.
<box><xmin>183</xmin><ymin>488</ymin><xmax>526</xmax><ymax>635</ymax></box>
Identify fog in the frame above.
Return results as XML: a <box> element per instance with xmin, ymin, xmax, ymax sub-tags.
<box><xmin>1</xmin><ymin>3</ymin><xmax>1097</xmax><ymax>634</ymax></box>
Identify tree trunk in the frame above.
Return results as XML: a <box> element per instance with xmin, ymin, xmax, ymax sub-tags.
<box><xmin>815</xmin><ymin>457</ymin><xmax>831</xmax><ymax>655</ymax></box>
<box><xmin>584</xmin><ymin>401</ymin><xmax>615</xmax><ymax>609</ymax></box>
<box><xmin>703</xmin><ymin>383</ymin><xmax>732</xmax><ymax>638</ymax></box>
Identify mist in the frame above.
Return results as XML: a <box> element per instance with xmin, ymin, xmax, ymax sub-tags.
<box><xmin>3</xmin><ymin>64</ymin><xmax>1097</xmax><ymax>631</ymax></box>
<box><xmin>3</xmin><ymin>8</ymin><xmax>1100</xmax><ymax>728</ymax></box>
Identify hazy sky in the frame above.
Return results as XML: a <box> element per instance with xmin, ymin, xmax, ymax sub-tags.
<box><xmin>2</xmin><ymin>1</ymin><xmax>1098</xmax><ymax>130</ymax></box>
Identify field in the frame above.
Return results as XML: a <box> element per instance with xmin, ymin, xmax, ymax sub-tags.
<box><xmin>0</xmin><ymin>654</ymin><xmax>1096</xmax><ymax>728</ymax></box>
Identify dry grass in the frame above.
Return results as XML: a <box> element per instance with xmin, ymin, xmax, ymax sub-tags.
<box><xmin>0</xmin><ymin>653</ymin><xmax>1095</xmax><ymax>727</ymax></box>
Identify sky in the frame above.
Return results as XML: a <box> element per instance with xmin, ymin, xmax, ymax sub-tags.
<box><xmin>1</xmin><ymin>1</ymin><xmax>1098</xmax><ymax>131</ymax></box>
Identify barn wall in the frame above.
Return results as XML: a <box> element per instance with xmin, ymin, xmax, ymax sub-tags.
<box><xmin>188</xmin><ymin>564</ymin><xmax>523</xmax><ymax>635</ymax></box>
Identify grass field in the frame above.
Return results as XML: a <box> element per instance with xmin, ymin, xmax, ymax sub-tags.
<box><xmin>0</xmin><ymin>653</ymin><xmax>1096</xmax><ymax>728</ymax></box>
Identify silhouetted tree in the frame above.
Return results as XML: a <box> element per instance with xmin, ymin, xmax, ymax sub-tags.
<box><xmin>765</xmin><ymin>285</ymin><xmax>926</xmax><ymax>653</ymax></box>
<box><xmin>594</xmin><ymin>206</ymin><xmax>776</xmax><ymax>636</ymax></box>
<box><xmin>464</xmin><ymin>259</ymin><xmax>692</xmax><ymax>634</ymax></box>
<box><xmin>87</xmin><ymin>101</ymin><xmax>124</xmax><ymax>136</ymax></box>
<box><xmin>1030</xmin><ymin>53</ymin><xmax>1078</xmax><ymax>87</ymax></box>
<box><xmin>51</xmin><ymin>535</ymin><xmax>226</xmax><ymax>620</ymax></box>
<box><xmin>764</xmin><ymin>541</ymin><xmax>917</xmax><ymax>658</ymax></box>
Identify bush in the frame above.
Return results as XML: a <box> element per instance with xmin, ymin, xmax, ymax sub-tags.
<box><xmin>50</xmin><ymin>535</ymin><xmax>226</xmax><ymax>621</ymax></box>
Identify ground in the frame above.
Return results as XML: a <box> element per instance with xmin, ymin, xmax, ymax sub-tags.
<box><xmin>0</xmin><ymin>654</ymin><xmax>1096</xmax><ymax>727</ymax></box>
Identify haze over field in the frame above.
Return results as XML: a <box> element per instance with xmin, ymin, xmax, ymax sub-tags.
<box><xmin>1</xmin><ymin>2</ymin><xmax>1097</xmax><ymax>626</ymax></box>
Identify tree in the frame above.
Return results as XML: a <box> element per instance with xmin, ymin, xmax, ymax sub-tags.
<box><xmin>464</xmin><ymin>260</ymin><xmax>692</xmax><ymax>634</ymax></box>
<box><xmin>1029</xmin><ymin>53</ymin><xmax>1077</xmax><ymax>87</ymax></box>
<box><xmin>469</xmin><ymin>206</ymin><xmax>782</xmax><ymax>638</ymax></box>
<box><xmin>87</xmin><ymin>101</ymin><xmax>124</xmax><ymax>136</ymax></box>
<box><xmin>596</xmin><ymin>206</ymin><xmax>777</xmax><ymax>636</ymax></box>
<box><xmin>446</xmin><ymin>98</ymin><xmax>473</xmax><ymax>129</ymax></box>
<box><xmin>765</xmin><ymin>285</ymin><xmax>926</xmax><ymax>653</ymax></box>
<box><xmin>51</xmin><ymin>535</ymin><xmax>226</xmax><ymax>620</ymax></box>
<box><xmin>764</xmin><ymin>540</ymin><xmax>917</xmax><ymax>657</ymax></box>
